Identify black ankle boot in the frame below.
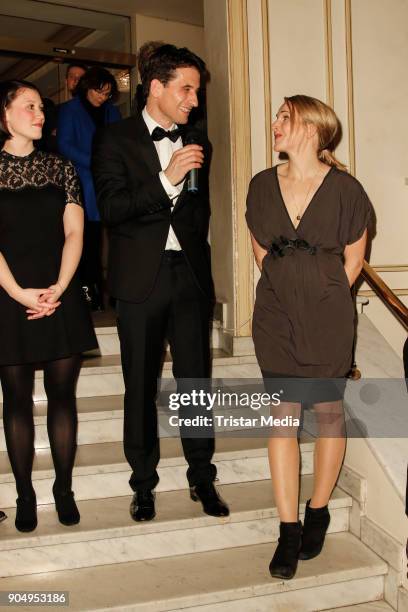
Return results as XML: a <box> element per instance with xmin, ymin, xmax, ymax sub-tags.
<box><xmin>298</xmin><ymin>499</ymin><xmax>330</xmax><ymax>560</ymax></box>
<box><xmin>53</xmin><ymin>486</ymin><xmax>80</xmax><ymax>526</ymax></box>
<box><xmin>15</xmin><ymin>496</ymin><xmax>37</xmax><ymax>532</ymax></box>
<box><xmin>269</xmin><ymin>521</ymin><xmax>302</xmax><ymax>579</ymax></box>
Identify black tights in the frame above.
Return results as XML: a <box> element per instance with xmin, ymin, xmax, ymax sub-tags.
<box><xmin>0</xmin><ymin>355</ymin><xmax>81</xmax><ymax>499</ymax></box>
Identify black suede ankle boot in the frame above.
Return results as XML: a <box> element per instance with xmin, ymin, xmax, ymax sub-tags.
<box><xmin>53</xmin><ymin>485</ymin><xmax>80</xmax><ymax>526</ymax></box>
<box><xmin>269</xmin><ymin>521</ymin><xmax>302</xmax><ymax>579</ymax></box>
<box><xmin>15</xmin><ymin>496</ymin><xmax>37</xmax><ymax>532</ymax></box>
<box><xmin>298</xmin><ymin>499</ymin><xmax>330</xmax><ymax>560</ymax></box>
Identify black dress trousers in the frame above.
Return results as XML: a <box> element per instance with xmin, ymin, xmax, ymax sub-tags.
<box><xmin>116</xmin><ymin>251</ymin><xmax>216</xmax><ymax>491</ymax></box>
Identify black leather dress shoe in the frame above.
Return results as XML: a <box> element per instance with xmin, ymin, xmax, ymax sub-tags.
<box><xmin>130</xmin><ymin>490</ymin><xmax>156</xmax><ymax>522</ymax></box>
<box><xmin>190</xmin><ymin>482</ymin><xmax>229</xmax><ymax>517</ymax></box>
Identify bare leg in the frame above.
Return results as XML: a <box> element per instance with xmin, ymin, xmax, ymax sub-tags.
<box><xmin>267</xmin><ymin>401</ymin><xmax>302</xmax><ymax>521</ymax></box>
<box><xmin>267</xmin><ymin>401</ymin><xmax>303</xmax><ymax>578</ymax></box>
<box><xmin>311</xmin><ymin>400</ymin><xmax>346</xmax><ymax>507</ymax></box>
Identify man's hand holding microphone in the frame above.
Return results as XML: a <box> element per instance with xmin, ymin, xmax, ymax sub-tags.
<box><xmin>164</xmin><ymin>139</ymin><xmax>203</xmax><ymax>192</ymax></box>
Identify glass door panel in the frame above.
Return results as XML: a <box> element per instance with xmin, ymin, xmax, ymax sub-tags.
<box><xmin>0</xmin><ymin>1</ymin><xmax>131</xmax><ymax>54</ymax></box>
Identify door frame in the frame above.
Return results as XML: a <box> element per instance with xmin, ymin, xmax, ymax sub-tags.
<box><xmin>0</xmin><ymin>35</ymin><xmax>136</xmax><ymax>69</ymax></box>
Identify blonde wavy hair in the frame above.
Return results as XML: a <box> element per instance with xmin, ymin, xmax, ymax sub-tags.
<box><xmin>284</xmin><ymin>94</ymin><xmax>347</xmax><ymax>171</ymax></box>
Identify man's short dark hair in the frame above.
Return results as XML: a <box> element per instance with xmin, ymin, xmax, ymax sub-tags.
<box><xmin>66</xmin><ymin>62</ymin><xmax>87</xmax><ymax>78</ymax></box>
<box><xmin>139</xmin><ymin>43</ymin><xmax>207</xmax><ymax>100</ymax></box>
<box><xmin>73</xmin><ymin>66</ymin><xmax>119</xmax><ymax>103</ymax></box>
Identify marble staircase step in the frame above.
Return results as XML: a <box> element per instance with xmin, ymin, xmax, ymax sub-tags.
<box><xmin>0</xmin><ymin>436</ymin><xmax>316</xmax><ymax>506</ymax></box>
<box><xmin>0</xmin><ymin>532</ymin><xmax>387</xmax><ymax>611</ymax></box>
<box><xmin>9</xmin><ymin>352</ymin><xmax>261</xmax><ymax>402</ymax></box>
<box><xmin>1</xmin><ymin>392</ymin><xmax>304</xmax><ymax>449</ymax></box>
<box><xmin>326</xmin><ymin>601</ymin><xmax>393</xmax><ymax>611</ymax></box>
<box><xmin>0</xmin><ymin>477</ymin><xmax>351</xmax><ymax>577</ymax></box>
<box><xmin>92</xmin><ymin>326</ymin><xmax>119</xmax><ymax>356</ymax></box>
<box><xmin>0</xmin><ymin>394</ymin><xmax>279</xmax><ymax>449</ymax></box>
<box><xmin>0</xmin><ymin>395</ymin><xmax>126</xmax><ymax>450</ymax></box>
<box><xmin>12</xmin><ymin>394</ymin><xmax>124</xmax><ymax>419</ymax></box>
<box><xmin>93</xmin><ymin>319</ymin><xmax>227</xmax><ymax>355</ymax></box>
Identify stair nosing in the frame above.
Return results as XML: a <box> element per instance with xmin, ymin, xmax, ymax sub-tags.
<box><xmin>0</xmin><ymin>534</ymin><xmax>388</xmax><ymax>611</ymax></box>
<box><xmin>0</xmin><ymin>438</ymin><xmax>315</xmax><ymax>482</ymax></box>
<box><xmin>0</xmin><ymin>479</ymin><xmax>352</xmax><ymax>552</ymax></box>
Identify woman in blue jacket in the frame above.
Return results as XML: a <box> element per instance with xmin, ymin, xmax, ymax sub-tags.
<box><xmin>58</xmin><ymin>67</ymin><xmax>121</xmax><ymax>310</ymax></box>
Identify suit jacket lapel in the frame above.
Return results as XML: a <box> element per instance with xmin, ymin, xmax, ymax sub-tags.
<box><xmin>171</xmin><ymin>179</ymin><xmax>189</xmax><ymax>214</ymax></box>
<box><xmin>132</xmin><ymin>114</ymin><xmax>162</xmax><ymax>176</ymax></box>
<box><xmin>171</xmin><ymin>126</ymin><xmax>192</xmax><ymax>213</ymax></box>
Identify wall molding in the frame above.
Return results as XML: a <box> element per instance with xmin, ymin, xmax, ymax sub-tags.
<box><xmin>345</xmin><ymin>0</ymin><xmax>356</xmax><ymax>176</ymax></box>
<box><xmin>261</xmin><ymin>0</ymin><xmax>272</xmax><ymax>168</ymax></box>
<box><xmin>324</xmin><ymin>0</ymin><xmax>334</xmax><ymax>107</ymax></box>
<box><xmin>227</xmin><ymin>0</ymin><xmax>253</xmax><ymax>337</ymax></box>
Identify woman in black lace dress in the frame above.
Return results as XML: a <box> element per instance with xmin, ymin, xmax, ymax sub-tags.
<box><xmin>0</xmin><ymin>80</ymin><xmax>97</xmax><ymax>532</ymax></box>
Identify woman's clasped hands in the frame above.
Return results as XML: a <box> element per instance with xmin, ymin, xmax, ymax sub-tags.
<box><xmin>17</xmin><ymin>283</ymin><xmax>64</xmax><ymax>320</ymax></box>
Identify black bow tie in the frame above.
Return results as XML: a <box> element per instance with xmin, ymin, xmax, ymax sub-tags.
<box><xmin>151</xmin><ymin>126</ymin><xmax>184</xmax><ymax>143</ymax></box>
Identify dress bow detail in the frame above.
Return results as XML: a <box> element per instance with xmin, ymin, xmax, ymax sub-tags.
<box><xmin>270</xmin><ymin>236</ymin><xmax>317</xmax><ymax>258</ymax></box>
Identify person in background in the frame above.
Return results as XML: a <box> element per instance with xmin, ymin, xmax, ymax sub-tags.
<box><xmin>0</xmin><ymin>79</ymin><xmax>97</xmax><ymax>532</ymax></box>
<box><xmin>36</xmin><ymin>63</ymin><xmax>87</xmax><ymax>154</ymax></box>
<box><xmin>246</xmin><ymin>95</ymin><xmax>371</xmax><ymax>580</ymax></box>
<box><xmin>92</xmin><ymin>42</ymin><xmax>229</xmax><ymax>522</ymax></box>
<box><xmin>65</xmin><ymin>63</ymin><xmax>86</xmax><ymax>99</ymax></box>
<box><xmin>57</xmin><ymin>67</ymin><xmax>121</xmax><ymax>310</ymax></box>
<box><xmin>131</xmin><ymin>40</ymin><xmax>163</xmax><ymax>115</ymax></box>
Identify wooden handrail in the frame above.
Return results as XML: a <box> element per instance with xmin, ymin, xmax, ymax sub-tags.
<box><xmin>360</xmin><ymin>260</ymin><xmax>408</xmax><ymax>331</ymax></box>
<box><xmin>372</xmin><ymin>265</ymin><xmax>408</xmax><ymax>272</ymax></box>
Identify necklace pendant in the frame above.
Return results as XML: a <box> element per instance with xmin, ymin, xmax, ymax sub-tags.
<box><xmin>296</xmin><ymin>214</ymin><xmax>301</xmax><ymax>221</ymax></box>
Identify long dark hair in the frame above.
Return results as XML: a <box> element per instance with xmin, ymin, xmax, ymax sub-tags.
<box><xmin>73</xmin><ymin>66</ymin><xmax>119</xmax><ymax>104</ymax></box>
<box><xmin>0</xmin><ymin>79</ymin><xmax>41</xmax><ymax>144</ymax></box>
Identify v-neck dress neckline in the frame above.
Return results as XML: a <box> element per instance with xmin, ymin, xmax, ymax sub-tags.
<box><xmin>274</xmin><ymin>164</ymin><xmax>334</xmax><ymax>232</ymax></box>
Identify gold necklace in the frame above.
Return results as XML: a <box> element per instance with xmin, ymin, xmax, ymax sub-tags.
<box><xmin>288</xmin><ymin>174</ymin><xmax>317</xmax><ymax>222</ymax></box>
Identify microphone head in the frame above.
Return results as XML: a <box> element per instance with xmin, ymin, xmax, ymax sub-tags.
<box><xmin>184</xmin><ymin>129</ymin><xmax>201</xmax><ymax>146</ymax></box>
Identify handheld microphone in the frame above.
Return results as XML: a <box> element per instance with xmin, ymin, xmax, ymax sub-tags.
<box><xmin>185</xmin><ymin>132</ymin><xmax>199</xmax><ymax>193</ymax></box>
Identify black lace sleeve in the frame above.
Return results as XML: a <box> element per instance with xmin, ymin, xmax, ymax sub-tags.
<box><xmin>63</xmin><ymin>160</ymin><xmax>83</xmax><ymax>207</ymax></box>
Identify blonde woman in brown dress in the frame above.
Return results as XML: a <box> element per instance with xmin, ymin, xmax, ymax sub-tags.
<box><xmin>246</xmin><ymin>95</ymin><xmax>371</xmax><ymax>580</ymax></box>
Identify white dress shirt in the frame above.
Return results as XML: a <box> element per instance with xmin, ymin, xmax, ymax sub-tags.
<box><xmin>142</xmin><ymin>107</ymin><xmax>183</xmax><ymax>251</ymax></box>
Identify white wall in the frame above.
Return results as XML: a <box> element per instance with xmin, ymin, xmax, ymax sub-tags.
<box><xmin>203</xmin><ymin>0</ymin><xmax>235</xmax><ymax>322</ymax></box>
<box><xmin>352</xmin><ymin>0</ymin><xmax>408</xmax><ymax>266</ymax></box>
<box><xmin>268</xmin><ymin>0</ymin><xmax>327</xmax><ymax>165</ymax></box>
<box><xmin>350</xmin><ymin>0</ymin><xmax>408</xmax><ymax>355</ymax></box>
<box><xmin>134</xmin><ymin>14</ymin><xmax>205</xmax><ymax>61</ymax></box>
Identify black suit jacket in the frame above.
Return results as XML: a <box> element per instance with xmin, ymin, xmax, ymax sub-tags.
<box><xmin>91</xmin><ymin>114</ymin><xmax>214</xmax><ymax>303</ymax></box>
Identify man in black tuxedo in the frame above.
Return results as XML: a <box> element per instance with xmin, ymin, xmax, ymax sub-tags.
<box><xmin>92</xmin><ymin>43</ymin><xmax>229</xmax><ymax>521</ymax></box>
